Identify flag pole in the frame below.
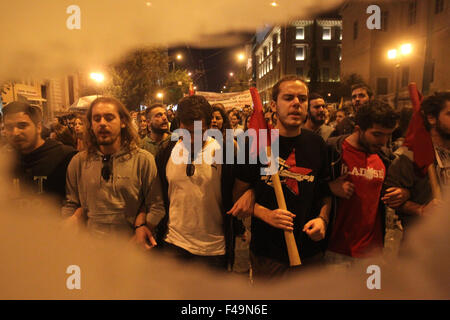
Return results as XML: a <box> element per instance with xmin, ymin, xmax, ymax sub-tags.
<box><xmin>249</xmin><ymin>88</ymin><xmax>301</xmax><ymax>266</ymax></box>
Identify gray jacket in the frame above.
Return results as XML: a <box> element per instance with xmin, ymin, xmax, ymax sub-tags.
<box><xmin>62</xmin><ymin>147</ymin><xmax>165</xmax><ymax>236</ymax></box>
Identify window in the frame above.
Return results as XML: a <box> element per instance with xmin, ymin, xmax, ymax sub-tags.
<box><xmin>322</xmin><ymin>68</ymin><xmax>330</xmax><ymax>81</ymax></box>
<box><xmin>408</xmin><ymin>1</ymin><xmax>417</xmax><ymax>25</ymax></box>
<box><xmin>323</xmin><ymin>47</ymin><xmax>330</xmax><ymax>61</ymax></box>
<box><xmin>269</xmin><ymin>56</ymin><xmax>273</xmax><ymax>70</ymax></box>
<box><xmin>296</xmin><ymin>27</ymin><xmax>305</xmax><ymax>40</ymax></box>
<box><xmin>277</xmin><ymin>48</ymin><xmax>281</xmax><ymax>63</ymax></box>
<box><xmin>401</xmin><ymin>66</ymin><xmax>410</xmax><ymax>87</ymax></box>
<box><xmin>296</xmin><ymin>67</ymin><xmax>303</xmax><ymax>77</ymax></box>
<box><xmin>353</xmin><ymin>21</ymin><xmax>358</xmax><ymax>40</ymax></box>
<box><xmin>263</xmin><ymin>46</ymin><xmax>268</xmax><ymax>57</ymax></box>
<box><xmin>435</xmin><ymin>0</ymin><xmax>444</xmax><ymax>14</ymax></box>
<box><xmin>338</xmin><ymin>45</ymin><xmax>342</xmax><ymax>61</ymax></box>
<box><xmin>68</xmin><ymin>76</ymin><xmax>74</xmax><ymax>105</ymax></box>
<box><xmin>322</xmin><ymin>27</ymin><xmax>331</xmax><ymax>40</ymax></box>
<box><xmin>277</xmin><ymin>32</ymin><xmax>281</xmax><ymax>44</ymax></box>
<box><xmin>272</xmin><ymin>34</ymin><xmax>278</xmax><ymax>47</ymax></box>
<box><xmin>377</xmin><ymin>78</ymin><xmax>388</xmax><ymax>95</ymax></box>
<box><xmin>295</xmin><ymin>46</ymin><xmax>305</xmax><ymax>61</ymax></box>
<box><xmin>381</xmin><ymin>11</ymin><xmax>389</xmax><ymax>31</ymax></box>
<box><xmin>269</xmin><ymin>41</ymin><xmax>273</xmax><ymax>53</ymax></box>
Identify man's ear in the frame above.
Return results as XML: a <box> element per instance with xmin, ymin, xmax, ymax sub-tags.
<box><xmin>270</xmin><ymin>100</ymin><xmax>277</xmax><ymax>113</ymax></box>
<box><xmin>354</xmin><ymin>124</ymin><xmax>362</xmax><ymax>134</ymax></box>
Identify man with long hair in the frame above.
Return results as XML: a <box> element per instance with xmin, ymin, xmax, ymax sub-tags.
<box><xmin>62</xmin><ymin>97</ymin><xmax>165</xmax><ymax>247</ymax></box>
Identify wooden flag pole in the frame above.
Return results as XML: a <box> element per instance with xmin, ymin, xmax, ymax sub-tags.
<box><xmin>268</xmin><ymin>146</ymin><xmax>302</xmax><ymax>266</ymax></box>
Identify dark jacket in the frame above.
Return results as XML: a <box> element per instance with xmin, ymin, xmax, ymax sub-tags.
<box><xmin>11</xmin><ymin>139</ymin><xmax>77</xmax><ymax>204</ymax></box>
<box><xmin>326</xmin><ymin>135</ymin><xmax>393</xmax><ymax>243</ymax></box>
<box><xmin>154</xmin><ymin>138</ymin><xmax>244</xmax><ymax>268</ymax></box>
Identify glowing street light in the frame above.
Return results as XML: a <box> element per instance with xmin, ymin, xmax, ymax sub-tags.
<box><xmin>270</xmin><ymin>2</ymin><xmax>279</xmax><ymax>7</ymax></box>
<box><xmin>188</xmin><ymin>72</ymin><xmax>192</xmax><ymax>76</ymax></box>
<box><xmin>387</xmin><ymin>49</ymin><xmax>397</xmax><ymax>60</ymax></box>
<box><xmin>229</xmin><ymin>72</ymin><xmax>234</xmax><ymax>77</ymax></box>
<box><xmin>156</xmin><ymin>92</ymin><xmax>164</xmax><ymax>103</ymax></box>
<box><xmin>176</xmin><ymin>53</ymin><xmax>183</xmax><ymax>61</ymax></box>
<box><xmin>237</xmin><ymin>53</ymin><xmax>245</xmax><ymax>62</ymax></box>
<box><xmin>90</xmin><ymin>72</ymin><xmax>105</xmax><ymax>83</ymax></box>
<box><xmin>400</xmin><ymin>43</ymin><xmax>412</xmax><ymax>55</ymax></box>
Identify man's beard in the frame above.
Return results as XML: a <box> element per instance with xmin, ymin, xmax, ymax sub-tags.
<box><xmin>310</xmin><ymin>114</ymin><xmax>325</xmax><ymax>126</ymax></box>
<box><xmin>151</xmin><ymin>124</ymin><xmax>167</xmax><ymax>135</ymax></box>
<box><xmin>436</xmin><ymin>119</ymin><xmax>450</xmax><ymax>141</ymax></box>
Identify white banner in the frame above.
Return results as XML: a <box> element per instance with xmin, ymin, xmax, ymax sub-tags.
<box><xmin>196</xmin><ymin>90</ymin><xmax>253</xmax><ymax>111</ymax></box>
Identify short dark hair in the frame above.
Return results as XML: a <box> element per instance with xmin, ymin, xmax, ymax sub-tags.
<box><xmin>355</xmin><ymin>100</ymin><xmax>399</xmax><ymax>131</ymax></box>
<box><xmin>145</xmin><ymin>103</ymin><xmax>165</xmax><ymax>119</ymax></box>
<box><xmin>177</xmin><ymin>95</ymin><xmax>212</xmax><ymax>126</ymax></box>
<box><xmin>2</xmin><ymin>101</ymin><xmax>42</xmax><ymax>125</ymax></box>
<box><xmin>351</xmin><ymin>83</ymin><xmax>373</xmax><ymax>98</ymax></box>
<box><xmin>421</xmin><ymin>92</ymin><xmax>450</xmax><ymax>131</ymax></box>
<box><xmin>271</xmin><ymin>75</ymin><xmax>308</xmax><ymax>102</ymax></box>
<box><xmin>308</xmin><ymin>92</ymin><xmax>324</xmax><ymax>111</ymax></box>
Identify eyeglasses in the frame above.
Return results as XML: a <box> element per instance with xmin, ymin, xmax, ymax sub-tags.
<box><xmin>186</xmin><ymin>163</ymin><xmax>195</xmax><ymax>177</ymax></box>
<box><xmin>101</xmin><ymin>155</ymin><xmax>112</xmax><ymax>181</ymax></box>
<box><xmin>186</xmin><ymin>152</ymin><xmax>196</xmax><ymax>177</ymax></box>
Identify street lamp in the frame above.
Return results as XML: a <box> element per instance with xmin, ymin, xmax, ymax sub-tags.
<box><xmin>169</xmin><ymin>53</ymin><xmax>183</xmax><ymax>71</ymax></box>
<box><xmin>90</xmin><ymin>72</ymin><xmax>104</xmax><ymax>83</ymax></box>
<box><xmin>229</xmin><ymin>72</ymin><xmax>234</xmax><ymax>77</ymax></box>
<box><xmin>237</xmin><ymin>53</ymin><xmax>245</xmax><ymax>62</ymax></box>
<box><xmin>156</xmin><ymin>92</ymin><xmax>164</xmax><ymax>104</ymax></box>
<box><xmin>90</xmin><ymin>72</ymin><xmax>105</xmax><ymax>96</ymax></box>
<box><xmin>387</xmin><ymin>43</ymin><xmax>412</xmax><ymax>108</ymax></box>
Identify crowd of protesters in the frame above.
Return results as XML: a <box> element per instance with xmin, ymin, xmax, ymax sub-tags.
<box><xmin>1</xmin><ymin>75</ymin><xmax>448</xmax><ymax>283</ymax></box>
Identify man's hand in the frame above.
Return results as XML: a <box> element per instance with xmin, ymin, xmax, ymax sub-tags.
<box><xmin>259</xmin><ymin>208</ymin><xmax>295</xmax><ymax>231</ymax></box>
<box><xmin>382</xmin><ymin>187</ymin><xmax>410</xmax><ymax>208</ymax></box>
<box><xmin>328</xmin><ymin>173</ymin><xmax>355</xmax><ymax>199</ymax></box>
<box><xmin>132</xmin><ymin>225</ymin><xmax>157</xmax><ymax>250</ymax></box>
<box><xmin>227</xmin><ymin>189</ymin><xmax>255</xmax><ymax>219</ymax></box>
<box><xmin>303</xmin><ymin>218</ymin><xmax>326</xmax><ymax>241</ymax></box>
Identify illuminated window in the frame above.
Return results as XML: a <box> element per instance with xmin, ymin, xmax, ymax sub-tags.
<box><xmin>322</xmin><ymin>27</ymin><xmax>331</xmax><ymax>40</ymax></box>
<box><xmin>277</xmin><ymin>32</ymin><xmax>281</xmax><ymax>44</ymax></box>
<box><xmin>295</xmin><ymin>46</ymin><xmax>305</xmax><ymax>61</ymax></box>
<box><xmin>296</xmin><ymin>27</ymin><xmax>305</xmax><ymax>40</ymax></box>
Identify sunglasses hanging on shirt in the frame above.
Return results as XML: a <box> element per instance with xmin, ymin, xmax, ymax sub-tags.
<box><xmin>101</xmin><ymin>155</ymin><xmax>112</xmax><ymax>181</ymax></box>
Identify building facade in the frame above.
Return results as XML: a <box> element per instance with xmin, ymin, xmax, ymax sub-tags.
<box><xmin>1</xmin><ymin>72</ymin><xmax>94</xmax><ymax>123</ymax></box>
<box><xmin>253</xmin><ymin>17</ymin><xmax>342</xmax><ymax>106</ymax></box>
<box><xmin>340</xmin><ymin>0</ymin><xmax>449</xmax><ymax>109</ymax></box>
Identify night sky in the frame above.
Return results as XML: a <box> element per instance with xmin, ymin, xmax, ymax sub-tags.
<box><xmin>169</xmin><ymin>33</ymin><xmax>253</xmax><ymax>92</ymax></box>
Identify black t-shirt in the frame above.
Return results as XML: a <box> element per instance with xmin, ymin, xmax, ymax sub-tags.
<box><xmin>235</xmin><ymin>129</ymin><xmax>330</xmax><ymax>264</ymax></box>
<box><xmin>12</xmin><ymin>139</ymin><xmax>77</xmax><ymax>205</ymax></box>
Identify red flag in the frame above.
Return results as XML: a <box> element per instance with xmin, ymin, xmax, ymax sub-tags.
<box><xmin>248</xmin><ymin>87</ymin><xmax>272</xmax><ymax>159</ymax></box>
<box><xmin>189</xmin><ymin>82</ymin><xmax>195</xmax><ymax>96</ymax></box>
<box><xmin>403</xmin><ymin>83</ymin><xmax>435</xmax><ymax>176</ymax></box>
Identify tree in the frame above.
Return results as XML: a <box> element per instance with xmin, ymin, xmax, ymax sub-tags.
<box><xmin>162</xmin><ymin>69</ymin><xmax>191</xmax><ymax>105</ymax></box>
<box><xmin>106</xmin><ymin>47</ymin><xmax>169</xmax><ymax>111</ymax></box>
